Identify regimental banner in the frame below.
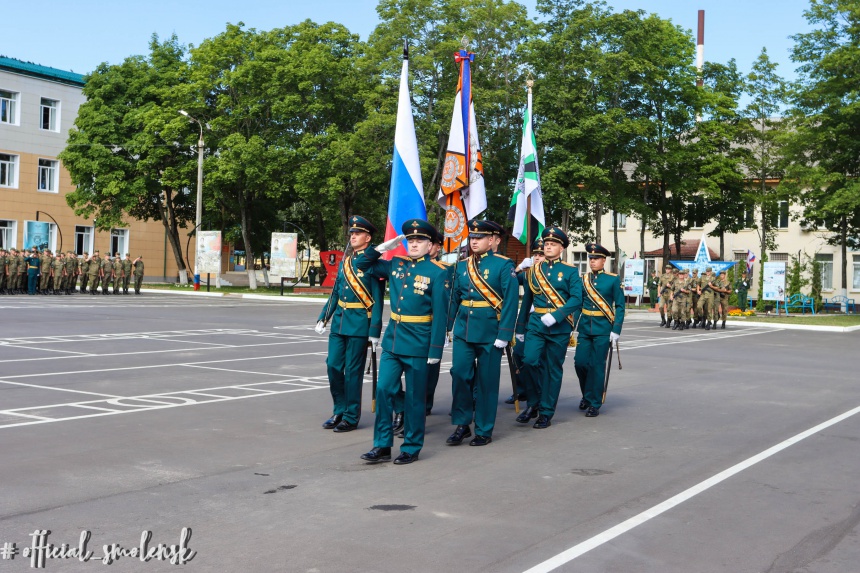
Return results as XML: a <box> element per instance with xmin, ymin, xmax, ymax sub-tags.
<box><xmin>23</xmin><ymin>221</ymin><xmax>51</xmax><ymax>251</ymax></box>
<box><xmin>320</xmin><ymin>251</ymin><xmax>343</xmax><ymax>288</ymax></box>
<box><xmin>196</xmin><ymin>231</ymin><xmax>222</xmax><ymax>275</ymax></box>
<box><xmin>623</xmin><ymin>259</ymin><xmax>645</xmax><ymax>296</ymax></box>
<box><xmin>270</xmin><ymin>233</ymin><xmax>298</xmax><ymax>278</ymax></box>
<box><xmin>762</xmin><ymin>261</ymin><xmax>786</xmax><ymax>301</ymax></box>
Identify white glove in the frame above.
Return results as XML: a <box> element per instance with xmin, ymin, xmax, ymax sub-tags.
<box><xmin>515</xmin><ymin>334</ymin><xmax>524</xmax><ymax>342</ymax></box>
<box><xmin>369</xmin><ymin>337</ymin><xmax>379</xmax><ymax>352</ymax></box>
<box><xmin>493</xmin><ymin>338</ymin><xmax>508</xmax><ymax>349</ymax></box>
<box><xmin>517</xmin><ymin>257</ymin><xmax>533</xmax><ymax>271</ymax></box>
<box><xmin>444</xmin><ymin>333</ymin><xmax>450</xmax><ymax>348</ymax></box>
<box><xmin>609</xmin><ymin>332</ymin><xmax>620</xmax><ymax>343</ymax></box>
<box><xmin>315</xmin><ymin>321</ymin><xmax>326</xmax><ymax>334</ymax></box>
<box><xmin>377</xmin><ymin>234</ymin><xmax>405</xmax><ymax>253</ymax></box>
<box><xmin>734</xmin><ymin>289</ymin><xmax>738</xmax><ymax>293</ymax></box>
<box><xmin>541</xmin><ymin>314</ymin><xmax>557</xmax><ymax>327</ymax></box>
<box><xmin>427</xmin><ymin>358</ymin><xmax>440</xmax><ymax>365</ymax></box>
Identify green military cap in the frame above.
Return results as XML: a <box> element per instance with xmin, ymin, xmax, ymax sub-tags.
<box><xmin>467</xmin><ymin>219</ymin><xmax>495</xmax><ymax>238</ymax></box>
<box><xmin>430</xmin><ymin>226</ymin><xmax>445</xmax><ymax>245</ymax></box>
<box><xmin>706</xmin><ymin>266</ymin><xmax>713</xmax><ymax>272</ymax></box>
<box><xmin>347</xmin><ymin>215</ymin><xmax>377</xmax><ymax>235</ymax></box>
<box><xmin>485</xmin><ymin>220</ymin><xmax>505</xmax><ymax>236</ymax></box>
<box><xmin>584</xmin><ymin>241</ymin><xmax>609</xmax><ymax>258</ymax></box>
<box><xmin>531</xmin><ymin>238</ymin><xmax>545</xmax><ymax>255</ymax></box>
<box><xmin>544</xmin><ymin>227</ymin><xmax>571</xmax><ymax>249</ymax></box>
<box><xmin>401</xmin><ymin>218</ymin><xmax>434</xmax><ymax>240</ymax></box>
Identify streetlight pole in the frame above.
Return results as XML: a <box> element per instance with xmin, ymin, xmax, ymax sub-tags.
<box><xmin>179</xmin><ymin>110</ymin><xmax>204</xmax><ymax>287</ymax></box>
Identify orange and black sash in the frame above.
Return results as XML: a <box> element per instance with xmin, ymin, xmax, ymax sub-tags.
<box><xmin>531</xmin><ymin>263</ymin><xmax>574</xmax><ymax>327</ymax></box>
<box><xmin>584</xmin><ymin>272</ymin><xmax>615</xmax><ymax>322</ymax></box>
<box><xmin>342</xmin><ymin>255</ymin><xmax>374</xmax><ymax>310</ymax></box>
<box><xmin>466</xmin><ymin>255</ymin><xmax>503</xmax><ymax>311</ymax></box>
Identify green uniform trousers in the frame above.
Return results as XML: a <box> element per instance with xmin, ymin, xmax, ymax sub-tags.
<box><xmin>27</xmin><ymin>269</ymin><xmax>39</xmax><ymax>294</ymax></box>
<box><xmin>522</xmin><ymin>331</ymin><xmax>569</xmax><ymax>417</ymax></box>
<box><xmin>325</xmin><ymin>333</ymin><xmax>368</xmax><ymax>425</ymax></box>
<box><xmin>451</xmin><ymin>338</ymin><xmax>502</xmax><ymax>438</ymax></box>
<box><xmin>425</xmin><ymin>360</ymin><xmax>441</xmax><ymax>413</ymax></box>
<box><xmin>574</xmin><ymin>333</ymin><xmax>611</xmax><ymax>410</ymax></box>
<box><xmin>134</xmin><ymin>275</ymin><xmax>143</xmax><ymax>293</ymax></box>
<box><xmin>40</xmin><ymin>272</ymin><xmax>51</xmax><ymax>291</ymax></box>
<box><xmin>512</xmin><ymin>337</ymin><xmax>526</xmax><ymax>398</ymax></box>
<box><xmin>737</xmin><ymin>291</ymin><xmax>747</xmax><ymax>310</ymax></box>
<box><xmin>373</xmin><ymin>350</ymin><xmax>427</xmax><ymax>455</ymax></box>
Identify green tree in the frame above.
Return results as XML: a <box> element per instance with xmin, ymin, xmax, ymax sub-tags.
<box><xmin>60</xmin><ymin>35</ymin><xmax>196</xmax><ymax>283</ymax></box>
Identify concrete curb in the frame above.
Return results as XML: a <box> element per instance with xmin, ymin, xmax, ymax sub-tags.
<box><xmin>723</xmin><ymin>320</ymin><xmax>860</xmax><ymax>333</ymax></box>
<box><xmin>140</xmin><ymin>288</ymin><xmax>224</xmax><ymax>297</ymax></box>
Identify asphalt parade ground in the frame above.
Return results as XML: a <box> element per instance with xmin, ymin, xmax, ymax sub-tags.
<box><xmin>0</xmin><ymin>293</ymin><xmax>858</xmax><ymax>572</ymax></box>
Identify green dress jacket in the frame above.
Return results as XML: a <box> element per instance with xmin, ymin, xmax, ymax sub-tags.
<box><xmin>447</xmin><ymin>251</ymin><xmax>519</xmax><ymax>344</ymax></box>
<box><xmin>317</xmin><ymin>248</ymin><xmax>384</xmax><ymax>339</ymax></box>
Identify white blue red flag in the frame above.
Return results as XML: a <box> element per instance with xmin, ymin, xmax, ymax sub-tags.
<box><xmin>436</xmin><ymin>49</ymin><xmax>487</xmax><ymax>253</ymax></box>
<box><xmin>383</xmin><ymin>44</ymin><xmax>426</xmax><ymax>260</ymax></box>
<box><xmin>746</xmin><ymin>250</ymin><xmax>756</xmax><ymax>274</ymax></box>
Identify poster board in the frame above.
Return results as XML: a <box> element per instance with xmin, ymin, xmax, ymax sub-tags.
<box><xmin>270</xmin><ymin>233</ymin><xmax>298</xmax><ymax>278</ymax></box>
<box><xmin>762</xmin><ymin>261</ymin><xmax>786</xmax><ymax>301</ymax></box>
<box><xmin>320</xmin><ymin>250</ymin><xmax>343</xmax><ymax>288</ymax></box>
<box><xmin>623</xmin><ymin>259</ymin><xmax>645</xmax><ymax>296</ymax></box>
<box><xmin>196</xmin><ymin>231</ymin><xmax>222</xmax><ymax>274</ymax></box>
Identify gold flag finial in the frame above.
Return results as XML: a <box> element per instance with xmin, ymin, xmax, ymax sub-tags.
<box><xmin>460</xmin><ymin>36</ymin><xmax>470</xmax><ymax>50</ymax></box>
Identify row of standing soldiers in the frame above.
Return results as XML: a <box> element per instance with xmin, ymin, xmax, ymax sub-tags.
<box><xmin>648</xmin><ymin>265</ymin><xmax>750</xmax><ymax>330</ymax></box>
<box><xmin>315</xmin><ymin>215</ymin><xmax>624</xmax><ymax>465</ymax></box>
<box><xmin>0</xmin><ymin>248</ymin><xmax>145</xmax><ymax>295</ymax></box>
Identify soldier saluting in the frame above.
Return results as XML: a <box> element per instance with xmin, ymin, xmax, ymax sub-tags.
<box><xmin>574</xmin><ymin>243</ymin><xmax>625</xmax><ymax>417</ymax></box>
<box><xmin>315</xmin><ymin>216</ymin><xmax>385</xmax><ymax>433</ymax></box>
<box><xmin>445</xmin><ymin>219</ymin><xmax>519</xmax><ymax>447</ymax></box>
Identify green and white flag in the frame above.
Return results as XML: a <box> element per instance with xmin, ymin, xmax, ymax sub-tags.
<box><xmin>508</xmin><ymin>87</ymin><xmax>545</xmax><ymax>245</ymax></box>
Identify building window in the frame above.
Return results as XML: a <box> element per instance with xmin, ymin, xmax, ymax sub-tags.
<box><xmin>686</xmin><ymin>198</ymin><xmax>706</xmax><ymax>228</ymax></box>
<box><xmin>40</xmin><ymin>98</ymin><xmax>60</xmax><ymax>131</ymax></box>
<box><xmin>37</xmin><ymin>159</ymin><xmax>59</xmax><ymax>192</ymax></box>
<box><xmin>0</xmin><ymin>220</ymin><xmax>16</xmax><ymax>249</ymax></box>
<box><xmin>571</xmin><ymin>252</ymin><xmax>588</xmax><ymax>276</ymax></box>
<box><xmin>75</xmin><ymin>226</ymin><xmax>94</xmax><ymax>256</ymax></box>
<box><xmin>743</xmin><ymin>206</ymin><xmax>756</xmax><ymax>228</ymax></box>
<box><xmin>610</xmin><ymin>211</ymin><xmax>627</xmax><ymax>230</ymax></box>
<box><xmin>110</xmin><ymin>228</ymin><xmax>129</xmax><ymax>256</ymax></box>
<box><xmin>816</xmin><ymin>253</ymin><xmax>833</xmax><ymax>290</ymax></box>
<box><xmin>0</xmin><ymin>153</ymin><xmax>18</xmax><ymax>187</ymax></box>
<box><xmin>0</xmin><ymin>89</ymin><xmax>18</xmax><ymax>125</ymax></box>
<box><xmin>769</xmin><ymin>252</ymin><xmax>789</xmax><ymax>262</ymax></box>
<box><xmin>852</xmin><ymin>255</ymin><xmax>860</xmax><ymax>290</ymax></box>
<box><xmin>769</xmin><ymin>200</ymin><xmax>789</xmax><ymax>229</ymax></box>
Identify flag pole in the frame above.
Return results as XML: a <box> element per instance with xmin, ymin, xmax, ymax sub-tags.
<box><xmin>525</xmin><ymin>78</ymin><xmax>534</xmax><ymax>259</ymax></box>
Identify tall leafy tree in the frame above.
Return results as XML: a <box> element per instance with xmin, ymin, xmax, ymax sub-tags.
<box><xmin>60</xmin><ymin>35</ymin><xmax>196</xmax><ymax>283</ymax></box>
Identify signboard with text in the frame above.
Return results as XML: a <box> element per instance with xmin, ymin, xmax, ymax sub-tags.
<box><xmin>762</xmin><ymin>261</ymin><xmax>786</xmax><ymax>301</ymax></box>
<box><xmin>196</xmin><ymin>231</ymin><xmax>222</xmax><ymax>274</ymax></box>
<box><xmin>623</xmin><ymin>259</ymin><xmax>645</xmax><ymax>296</ymax></box>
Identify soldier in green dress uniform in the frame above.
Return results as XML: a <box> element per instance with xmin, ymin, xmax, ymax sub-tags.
<box><xmin>445</xmin><ymin>219</ymin><xmax>519</xmax><ymax>446</ymax></box>
<box><xmin>315</xmin><ymin>216</ymin><xmax>385</xmax><ymax>433</ymax></box>
<box><xmin>423</xmin><ymin>227</ymin><xmax>453</xmax><ymax>416</ymax></box>
<box><xmin>25</xmin><ymin>249</ymin><xmax>41</xmax><ymax>295</ymax></box>
<box><xmin>735</xmin><ymin>271</ymin><xmax>750</xmax><ymax>311</ymax></box>
<box><xmin>358</xmin><ymin>219</ymin><xmax>448</xmax><ymax>465</ymax></box>
<box><xmin>574</xmin><ymin>243</ymin><xmax>625</xmax><ymax>417</ymax></box>
<box><xmin>506</xmin><ymin>239</ymin><xmax>546</xmax><ymax>405</ymax></box>
<box><xmin>647</xmin><ymin>270</ymin><xmax>659</xmax><ymax>308</ymax></box>
<box><xmin>515</xmin><ymin>228</ymin><xmax>582</xmax><ymax>428</ymax></box>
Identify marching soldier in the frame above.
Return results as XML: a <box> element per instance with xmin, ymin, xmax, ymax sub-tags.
<box><xmin>357</xmin><ymin>220</ymin><xmax>448</xmax><ymax>465</ymax></box>
<box><xmin>574</xmin><ymin>243</ymin><xmax>625</xmax><ymax>416</ymax></box>
<box><xmin>446</xmin><ymin>219</ymin><xmax>519</xmax><ymax>446</ymax></box>
<box><xmin>735</xmin><ymin>271</ymin><xmax>750</xmax><ymax>312</ymax></box>
<box><xmin>647</xmin><ymin>270</ymin><xmax>659</xmax><ymax>308</ymax></box>
<box><xmin>88</xmin><ymin>251</ymin><xmax>102</xmax><ymax>295</ymax></box>
<box><xmin>659</xmin><ymin>264</ymin><xmax>674</xmax><ymax>327</ymax></box>
<box><xmin>101</xmin><ymin>254</ymin><xmax>113</xmax><ymax>295</ymax></box>
<box><xmin>714</xmin><ymin>270</ymin><xmax>730</xmax><ymax>329</ymax></box>
<box><xmin>424</xmin><ymin>227</ymin><xmax>453</xmax><ymax>416</ymax></box>
<box><xmin>515</xmin><ymin>228</ymin><xmax>582</xmax><ymax>428</ymax></box>
<box><xmin>133</xmin><ymin>255</ymin><xmax>145</xmax><ymax>294</ymax></box>
<box><xmin>79</xmin><ymin>253</ymin><xmax>90</xmax><ymax>293</ymax></box>
<box><xmin>112</xmin><ymin>253</ymin><xmax>124</xmax><ymax>294</ymax></box>
<box><xmin>671</xmin><ymin>268</ymin><xmax>691</xmax><ymax>330</ymax></box>
<box><xmin>696</xmin><ymin>266</ymin><xmax>716</xmax><ymax>330</ymax></box>
<box><xmin>506</xmin><ymin>239</ymin><xmax>546</xmax><ymax>405</ymax></box>
<box><xmin>690</xmin><ymin>269</ymin><xmax>701</xmax><ymax>327</ymax></box>
<box><xmin>315</xmin><ymin>216</ymin><xmax>384</xmax><ymax>433</ymax></box>
<box><xmin>121</xmin><ymin>254</ymin><xmax>132</xmax><ymax>294</ymax></box>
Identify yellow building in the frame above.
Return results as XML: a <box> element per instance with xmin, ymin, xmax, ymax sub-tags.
<box><xmin>1</xmin><ymin>56</ymin><xmax>184</xmax><ymax>280</ymax></box>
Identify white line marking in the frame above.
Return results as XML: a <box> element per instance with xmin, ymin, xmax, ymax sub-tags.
<box><xmin>71</xmin><ymin>405</ymin><xmax>122</xmax><ymax>413</ymax></box>
<box><xmin>2</xmin><ymin>412</ymin><xmax>53</xmax><ymax>421</ymax></box>
<box><xmin>0</xmin><ymin>379</ymin><xmax>122</xmax><ymax>398</ymax></box>
<box><xmin>7</xmin><ymin>345</ymin><xmax>94</xmax><ymax>355</ymax></box>
<box><xmin>182</xmin><ymin>364</ymin><xmax>287</xmax><ymax>377</ymax></box>
<box><xmin>522</xmin><ymin>403</ymin><xmax>860</xmax><ymax>573</ymax></box>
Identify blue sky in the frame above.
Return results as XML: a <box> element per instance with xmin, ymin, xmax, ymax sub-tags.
<box><xmin>4</xmin><ymin>0</ymin><xmax>810</xmax><ymax>81</ymax></box>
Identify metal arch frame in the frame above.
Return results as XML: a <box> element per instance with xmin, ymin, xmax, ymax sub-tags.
<box><xmin>35</xmin><ymin>211</ymin><xmax>62</xmax><ymax>253</ymax></box>
<box><xmin>279</xmin><ymin>220</ymin><xmax>310</xmax><ymax>288</ymax></box>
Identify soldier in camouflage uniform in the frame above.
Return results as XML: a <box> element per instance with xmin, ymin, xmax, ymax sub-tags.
<box><xmin>65</xmin><ymin>251</ymin><xmax>78</xmax><ymax>294</ymax></box>
<box><xmin>670</xmin><ymin>269</ymin><xmax>692</xmax><ymax>330</ymax></box>
<box><xmin>88</xmin><ymin>251</ymin><xmax>102</xmax><ymax>295</ymax></box>
<box><xmin>690</xmin><ymin>269</ymin><xmax>701</xmax><ymax>328</ymax></box>
<box><xmin>79</xmin><ymin>253</ymin><xmax>90</xmax><ymax>293</ymax></box>
<box><xmin>696</xmin><ymin>266</ymin><xmax>717</xmax><ymax>330</ymax></box>
<box><xmin>112</xmin><ymin>253</ymin><xmax>124</xmax><ymax>294</ymax></box>
<box><xmin>101</xmin><ymin>254</ymin><xmax>114</xmax><ymax>295</ymax></box>
<box><xmin>121</xmin><ymin>253</ymin><xmax>133</xmax><ymax>294</ymax></box>
<box><xmin>16</xmin><ymin>249</ymin><xmax>26</xmax><ymax>293</ymax></box>
<box><xmin>39</xmin><ymin>250</ymin><xmax>52</xmax><ymax>294</ymax></box>
<box><xmin>714</xmin><ymin>270</ymin><xmax>730</xmax><ymax>329</ymax></box>
<box><xmin>658</xmin><ymin>264</ymin><xmax>674</xmax><ymax>327</ymax></box>
<box><xmin>133</xmin><ymin>255</ymin><xmax>145</xmax><ymax>294</ymax></box>
<box><xmin>7</xmin><ymin>249</ymin><xmax>19</xmax><ymax>295</ymax></box>
<box><xmin>0</xmin><ymin>249</ymin><xmax>7</xmax><ymax>294</ymax></box>
<box><xmin>51</xmin><ymin>252</ymin><xmax>65</xmax><ymax>295</ymax></box>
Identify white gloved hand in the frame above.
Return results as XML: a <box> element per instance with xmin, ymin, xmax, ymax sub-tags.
<box><xmin>735</xmin><ymin>289</ymin><xmax>739</xmax><ymax>293</ymax></box>
<box><xmin>427</xmin><ymin>358</ymin><xmax>440</xmax><ymax>365</ymax></box>
<box><xmin>515</xmin><ymin>334</ymin><xmax>524</xmax><ymax>342</ymax></box>
<box><xmin>493</xmin><ymin>338</ymin><xmax>508</xmax><ymax>349</ymax></box>
<box><xmin>516</xmin><ymin>257</ymin><xmax>533</xmax><ymax>271</ymax></box>
<box><xmin>444</xmin><ymin>333</ymin><xmax>450</xmax><ymax>348</ymax></box>
<box><xmin>315</xmin><ymin>321</ymin><xmax>326</xmax><ymax>334</ymax></box>
<box><xmin>609</xmin><ymin>332</ymin><xmax>620</xmax><ymax>343</ymax></box>
<box><xmin>377</xmin><ymin>234</ymin><xmax>406</xmax><ymax>253</ymax></box>
<box><xmin>369</xmin><ymin>337</ymin><xmax>379</xmax><ymax>352</ymax></box>
<box><xmin>541</xmin><ymin>314</ymin><xmax>557</xmax><ymax>327</ymax></box>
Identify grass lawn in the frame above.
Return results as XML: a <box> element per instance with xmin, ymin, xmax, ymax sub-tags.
<box><xmin>729</xmin><ymin>314</ymin><xmax>860</xmax><ymax>327</ymax></box>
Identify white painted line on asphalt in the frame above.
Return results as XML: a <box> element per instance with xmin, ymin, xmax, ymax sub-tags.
<box><xmin>7</xmin><ymin>345</ymin><xmax>94</xmax><ymax>356</ymax></box>
<box><xmin>182</xmin><ymin>364</ymin><xmax>288</xmax><ymax>377</ymax></box>
<box><xmin>0</xmin><ymin>378</ymin><xmax>122</xmax><ymax>398</ymax></box>
<box><xmin>619</xmin><ymin>328</ymin><xmax>779</xmax><ymax>350</ymax></box>
<box><xmin>522</xmin><ymin>403</ymin><xmax>860</xmax><ymax>573</ymax></box>
<box><xmin>3</xmin><ymin>412</ymin><xmax>53</xmax><ymax>421</ymax></box>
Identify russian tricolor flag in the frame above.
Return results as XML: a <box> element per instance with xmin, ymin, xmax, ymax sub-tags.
<box><xmin>383</xmin><ymin>43</ymin><xmax>426</xmax><ymax>259</ymax></box>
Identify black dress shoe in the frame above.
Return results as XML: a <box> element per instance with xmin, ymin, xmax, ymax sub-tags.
<box><xmin>333</xmin><ymin>420</ymin><xmax>358</xmax><ymax>433</ymax></box>
<box><xmin>579</xmin><ymin>399</ymin><xmax>589</xmax><ymax>410</ymax></box>
<box><xmin>585</xmin><ymin>407</ymin><xmax>600</xmax><ymax>417</ymax></box>
<box><xmin>446</xmin><ymin>424</ymin><xmax>471</xmax><ymax>445</ymax></box>
<box><xmin>322</xmin><ymin>414</ymin><xmax>342</xmax><ymax>429</ymax></box>
<box><xmin>469</xmin><ymin>435</ymin><xmax>492</xmax><ymax>446</ymax></box>
<box><xmin>504</xmin><ymin>394</ymin><xmax>516</xmax><ymax>404</ymax></box>
<box><xmin>516</xmin><ymin>406</ymin><xmax>538</xmax><ymax>424</ymax></box>
<box><xmin>393</xmin><ymin>451</ymin><xmax>418</xmax><ymax>465</ymax></box>
<box><xmin>533</xmin><ymin>415</ymin><xmax>551</xmax><ymax>429</ymax></box>
<box><xmin>360</xmin><ymin>447</ymin><xmax>391</xmax><ymax>463</ymax></box>
<box><xmin>395</xmin><ymin>428</ymin><xmax>404</xmax><ymax>438</ymax></box>
<box><xmin>391</xmin><ymin>412</ymin><xmax>404</xmax><ymax>433</ymax></box>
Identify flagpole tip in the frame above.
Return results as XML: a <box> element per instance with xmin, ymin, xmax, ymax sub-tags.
<box><xmin>403</xmin><ymin>40</ymin><xmax>409</xmax><ymax>60</ymax></box>
<box><xmin>526</xmin><ymin>79</ymin><xmax>534</xmax><ymax>89</ymax></box>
